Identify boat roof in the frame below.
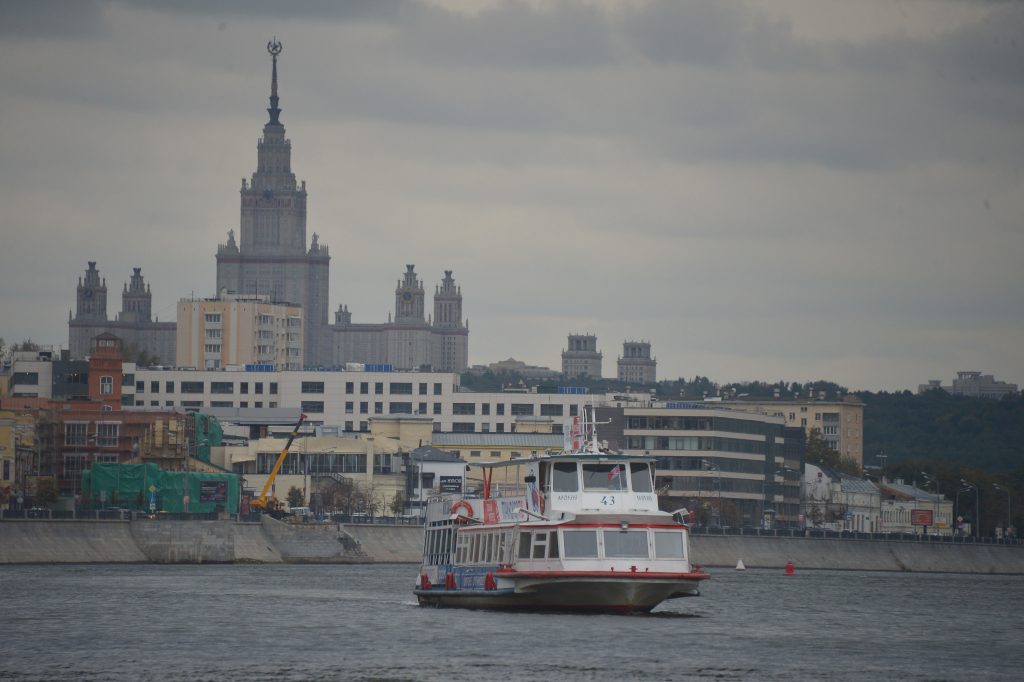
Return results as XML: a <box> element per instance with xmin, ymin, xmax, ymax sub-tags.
<box><xmin>472</xmin><ymin>452</ymin><xmax>655</xmax><ymax>469</ymax></box>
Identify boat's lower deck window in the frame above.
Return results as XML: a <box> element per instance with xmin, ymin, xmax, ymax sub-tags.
<box><xmin>654</xmin><ymin>531</ymin><xmax>685</xmax><ymax>559</ymax></box>
<box><xmin>603</xmin><ymin>530</ymin><xmax>648</xmax><ymax>558</ymax></box>
<box><xmin>563</xmin><ymin>530</ymin><xmax>599</xmax><ymax>558</ymax></box>
<box><xmin>519</xmin><ymin>530</ymin><xmax>559</xmax><ymax>559</ymax></box>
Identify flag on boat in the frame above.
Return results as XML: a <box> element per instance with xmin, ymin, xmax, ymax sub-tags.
<box><xmin>608</xmin><ymin>464</ymin><xmax>622</xmax><ymax>481</ymax></box>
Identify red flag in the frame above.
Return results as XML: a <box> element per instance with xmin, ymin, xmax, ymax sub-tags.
<box><xmin>608</xmin><ymin>464</ymin><xmax>621</xmax><ymax>481</ymax></box>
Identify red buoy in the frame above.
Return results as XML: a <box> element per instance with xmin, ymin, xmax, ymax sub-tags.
<box><xmin>785</xmin><ymin>561</ymin><xmax>795</xmax><ymax>576</ymax></box>
<box><xmin>445</xmin><ymin>571</ymin><xmax>457</xmax><ymax>590</ymax></box>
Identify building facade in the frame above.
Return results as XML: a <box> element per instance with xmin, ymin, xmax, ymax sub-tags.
<box><xmin>328</xmin><ymin>265</ymin><xmax>469</xmax><ymax>372</ymax></box>
<box><xmin>215</xmin><ymin>42</ymin><xmax>330</xmax><ymax>366</ymax></box>
<box><xmin>918</xmin><ymin>371</ymin><xmax>1019</xmax><ymax>399</ymax></box>
<box><xmin>561</xmin><ymin>334</ymin><xmax>602</xmax><ymax>379</ymax></box>
<box><xmin>617</xmin><ymin>340</ymin><xmax>656</xmax><ymax>384</ymax></box>
<box><xmin>724</xmin><ymin>397</ymin><xmax>864</xmax><ymax>468</ymax></box>
<box><xmin>596</xmin><ymin>403</ymin><xmax>802</xmax><ymax>528</ymax></box>
<box><xmin>68</xmin><ymin>263</ymin><xmax>176</xmax><ymax>363</ymax></box>
<box><xmin>176</xmin><ymin>294</ymin><xmax>303</xmax><ymax>370</ymax></box>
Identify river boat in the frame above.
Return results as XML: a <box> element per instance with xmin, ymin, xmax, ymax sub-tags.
<box><xmin>413</xmin><ymin>409</ymin><xmax>710</xmax><ymax>613</ymax></box>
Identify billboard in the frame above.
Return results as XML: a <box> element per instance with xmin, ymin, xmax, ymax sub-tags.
<box><xmin>199</xmin><ymin>480</ymin><xmax>227</xmax><ymax>503</ymax></box>
<box><xmin>439</xmin><ymin>476</ymin><xmax>462</xmax><ymax>493</ymax></box>
<box><xmin>910</xmin><ymin>509</ymin><xmax>933</xmax><ymax>526</ymax></box>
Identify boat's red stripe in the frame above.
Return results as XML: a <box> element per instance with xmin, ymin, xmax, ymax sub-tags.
<box><xmin>495</xmin><ymin>569</ymin><xmax>710</xmax><ymax>580</ymax></box>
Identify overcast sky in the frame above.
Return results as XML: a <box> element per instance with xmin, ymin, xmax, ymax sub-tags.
<box><xmin>1</xmin><ymin>0</ymin><xmax>1022</xmax><ymax>391</ymax></box>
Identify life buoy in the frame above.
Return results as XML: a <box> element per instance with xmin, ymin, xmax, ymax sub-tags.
<box><xmin>450</xmin><ymin>499</ymin><xmax>474</xmax><ymax>520</ymax></box>
<box><xmin>445</xmin><ymin>571</ymin><xmax>457</xmax><ymax>590</ymax></box>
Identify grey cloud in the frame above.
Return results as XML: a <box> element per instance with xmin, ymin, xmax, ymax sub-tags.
<box><xmin>0</xmin><ymin>0</ymin><xmax>107</xmax><ymax>38</ymax></box>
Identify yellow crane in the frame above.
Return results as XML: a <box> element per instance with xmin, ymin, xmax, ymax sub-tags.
<box><xmin>250</xmin><ymin>413</ymin><xmax>308</xmax><ymax>514</ymax></box>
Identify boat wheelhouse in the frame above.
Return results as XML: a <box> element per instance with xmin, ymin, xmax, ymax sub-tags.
<box><xmin>414</xmin><ymin>414</ymin><xmax>709</xmax><ymax>612</ymax></box>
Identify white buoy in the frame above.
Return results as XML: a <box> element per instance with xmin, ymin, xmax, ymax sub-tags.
<box><xmin>735</xmin><ymin>559</ymin><xmax>746</xmax><ymax>571</ymax></box>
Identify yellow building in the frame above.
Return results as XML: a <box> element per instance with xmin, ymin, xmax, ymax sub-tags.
<box><xmin>223</xmin><ymin>415</ymin><xmax>433</xmax><ymax>513</ymax></box>
<box><xmin>724</xmin><ymin>396</ymin><xmax>865</xmax><ymax>467</ymax></box>
<box><xmin>176</xmin><ymin>293</ymin><xmax>303</xmax><ymax>371</ymax></box>
<box><xmin>0</xmin><ymin>411</ymin><xmax>16</xmax><ymax>497</ymax></box>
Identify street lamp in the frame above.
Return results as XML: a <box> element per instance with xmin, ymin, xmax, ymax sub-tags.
<box><xmin>920</xmin><ymin>472</ymin><xmax>941</xmax><ymax>533</ymax></box>
<box><xmin>960</xmin><ymin>478</ymin><xmax>979</xmax><ymax>539</ymax></box>
<box><xmin>762</xmin><ymin>467</ymin><xmax>794</xmax><ymax>530</ymax></box>
<box><xmin>701</xmin><ymin>459</ymin><xmax>721</xmax><ymax>527</ymax></box>
<box><xmin>993</xmin><ymin>483</ymin><xmax>1011</xmax><ymax>538</ymax></box>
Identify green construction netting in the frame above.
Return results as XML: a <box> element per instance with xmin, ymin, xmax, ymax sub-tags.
<box><xmin>191</xmin><ymin>413</ymin><xmax>224</xmax><ymax>463</ymax></box>
<box><xmin>82</xmin><ymin>463</ymin><xmax>240</xmax><ymax>513</ymax></box>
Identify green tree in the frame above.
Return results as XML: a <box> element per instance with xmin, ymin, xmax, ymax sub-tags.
<box><xmin>286</xmin><ymin>486</ymin><xmax>305</xmax><ymax>509</ymax></box>
<box><xmin>389</xmin><ymin>490</ymin><xmax>406</xmax><ymax>517</ymax></box>
<box><xmin>806</xmin><ymin>427</ymin><xmax>840</xmax><ymax>469</ymax></box>
<box><xmin>11</xmin><ymin>339</ymin><xmax>39</xmax><ymax>352</ymax></box>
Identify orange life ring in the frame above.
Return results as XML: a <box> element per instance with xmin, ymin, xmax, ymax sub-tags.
<box><xmin>450</xmin><ymin>499</ymin><xmax>474</xmax><ymax>519</ymax></box>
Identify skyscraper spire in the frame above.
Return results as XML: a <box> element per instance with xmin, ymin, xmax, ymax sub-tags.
<box><xmin>267</xmin><ymin>37</ymin><xmax>283</xmax><ymax>125</ymax></box>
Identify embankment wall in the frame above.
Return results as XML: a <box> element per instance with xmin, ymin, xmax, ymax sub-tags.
<box><xmin>2</xmin><ymin>520</ymin><xmax>1023</xmax><ymax>573</ymax></box>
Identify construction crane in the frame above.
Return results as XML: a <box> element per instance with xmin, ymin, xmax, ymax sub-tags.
<box><xmin>250</xmin><ymin>413</ymin><xmax>308</xmax><ymax>514</ymax></box>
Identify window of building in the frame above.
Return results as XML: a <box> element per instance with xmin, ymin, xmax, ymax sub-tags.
<box><xmin>511</xmin><ymin>404</ymin><xmax>534</xmax><ymax>416</ymax></box>
<box><xmin>490</xmin><ymin>451</ymin><xmax>501</xmax><ymax>458</ymax></box>
<box><xmin>496</xmin><ymin>404</ymin><xmax>505</xmax><ymax>416</ymax></box>
<box><xmin>255</xmin><ymin>383</ymin><xmax>264</xmax><ymax>394</ymax></box>
<box><xmin>254</xmin><ymin>402</ymin><xmax>262</xmax><ymax>408</ymax></box>
<box><xmin>99</xmin><ymin>376</ymin><xmax>113</xmax><ymax>395</ymax></box>
<box><xmin>390</xmin><ymin>382</ymin><xmax>413</xmax><ymax>395</ymax></box>
<box><xmin>302</xmin><ymin>381</ymin><xmax>325</xmax><ymax>394</ymax></box>
<box><xmin>211</xmin><ymin>401</ymin><xmax>233</xmax><ymax>408</ymax></box>
<box><xmin>419</xmin><ymin>383</ymin><xmax>428</xmax><ymax>395</ymax></box>
<box><xmin>165</xmin><ymin>381</ymin><xmax>175</xmax><ymax>393</ymax></box>
<box><xmin>360</xmin><ymin>421</ymin><xmax>369</xmax><ymax>432</ymax></box>
<box><xmin>390</xmin><ymin>402</ymin><xmax>413</xmax><ymax>414</ymax></box>
<box><xmin>374</xmin><ymin>382</ymin><xmax>384</xmax><ymax>395</ymax></box>
<box><xmin>496</xmin><ymin>423</ymin><xmax>505</xmax><ymax>433</ymax></box>
<box><xmin>135</xmin><ymin>380</ymin><xmax>144</xmax><ymax>392</ymax></box>
<box><xmin>301</xmin><ymin>401</ymin><xmax>325</xmax><ymax>413</ymax></box>
<box><xmin>453</xmin><ymin>403</ymin><xmax>476</xmax><ymax>415</ymax></box>
<box><xmin>205</xmin><ymin>313</ymin><xmax>221</xmax><ymax>323</ymax></box>
<box><xmin>470</xmin><ymin>451</ymin><xmax>481</xmax><ymax>458</ymax></box>
<box><xmin>359</xmin><ymin>401</ymin><xmax>368</xmax><ymax>413</ymax></box>
<box><xmin>432</xmin><ymin>403</ymin><xmax>441</xmax><ymax>415</ymax></box>
<box><xmin>12</xmin><ymin>372</ymin><xmax>39</xmax><ymax>385</ymax></box>
<box><xmin>240</xmin><ymin>382</ymin><xmax>248</xmax><ymax>394</ymax></box>
<box><xmin>433</xmin><ymin>383</ymin><xmax>442</xmax><ymax>395</ymax></box>
<box><xmin>122</xmin><ymin>373</ymin><xmax>134</xmax><ymax>386</ymax></box>
<box><xmin>345</xmin><ymin>401</ymin><xmax>354</xmax><ymax>414</ymax></box>
<box><xmin>418</xmin><ymin>402</ymin><xmax>427</xmax><ymax>414</ymax></box>
<box><xmin>540</xmin><ymin>404</ymin><xmax>563</xmax><ymax>417</ymax></box>
<box><xmin>359</xmin><ymin>382</ymin><xmax>368</xmax><ymax>394</ymax></box>
<box><xmin>64</xmin><ymin>422</ymin><xmax>88</xmax><ymax>446</ymax></box>
<box><xmin>569</xmin><ymin>405</ymin><xmax>578</xmax><ymax>416</ymax></box>
<box><xmin>204</xmin><ymin>344</ymin><xmax>221</xmax><ymax>354</ymax></box>
<box><xmin>374</xmin><ymin>402</ymin><xmax>383</xmax><ymax>414</ymax></box>
<box><xmin>239</xmin><ymin>402</ymin><xmax>248</xmax><ymax>408</ymax></box>
<box><xmin>211</xmin><ymin>382</ymin><xmax>233</xmax><ymax>394</ymax></box>
<box><xmin>345</xmin><ymin>382</ymin><xmax>354</xmax><ymax>394</ymax></box>
<box><xmin>452</xmin><ymin>423</ymin><xmax>474</xmax><ymax>433</ymax></box>
<box><xmin>182</xmin><ymin>400</ymin><xmax>203</xmax><ymax>410</ymax></box>
<box><xmin>269</xmin><ymin>382</ymin><xmax>278</xmax><ymax>394</ymax></box>
<box><xmin>181</xmin><ymin>381</ymin><xmax>204</xmax><ymax>394</ymax></box>
<box><xmin>96</xmin><ymin>423</ymin><xmax>119</xmax><ymax>447</ymax></box>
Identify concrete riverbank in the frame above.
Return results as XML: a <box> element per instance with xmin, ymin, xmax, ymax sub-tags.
<box><xmin>2</xmin><ymin>519</ymin><xmax>1022</xmax><ymax>573</ymax></box>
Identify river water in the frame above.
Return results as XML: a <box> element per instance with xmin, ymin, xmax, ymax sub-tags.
<box><xmin>0</xmin><ymin>564</ymin><xmax>1020</xmax><ymax>681</ymax></box>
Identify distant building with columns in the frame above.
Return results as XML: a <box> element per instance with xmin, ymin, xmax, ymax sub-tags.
<box><xmin>68</xmin><ymin>263</ymin><xmax>176</xmax><ymax>364</ymax></box>
<box><xmin>617</xmin><ymin>340</ymin><xmax>656</xmax><ymax>384</ymax></box>
<box><xmin>562</xmin><ymin>334</ymin><xmax>602</xmax><ymax>379</ymax></box>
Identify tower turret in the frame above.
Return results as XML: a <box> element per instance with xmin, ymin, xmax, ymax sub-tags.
<box><xmin>75</xmin><ymin>261</ymin><xmax>108</xmax><ymax>322</ymax></box>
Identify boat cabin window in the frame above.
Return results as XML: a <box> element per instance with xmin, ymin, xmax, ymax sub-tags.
<box><xmin>629</xmin><ymin>462</ymin><xmax>654</xmax><ymax>492</ymax></box>
<box><xmin>654</xmin><ymin>531</ymin><xmax>686</xmax><ymax>559</ymax></box>
<box><xmin>562</xmin><ymin>530</ymin><xmax>599</xmax><ymax>558</ymax></box>
<box><xmin>551</xmin><ymin>462</ymin><xmax>579</xmax><ymax>492</ymax></box>
<box><xmin>603</xmin><ymin>530</ymin><xmax>649</xmax><ymax>558</ymax></box>
<box><xmin>519</xmin><ymin>532</ymin><xmax>532</xmax><ymax>559</ymax></box>
<box><xmin>582</xmin><ymin>463</ymin><xmax>628</xmax><ymax>491</ymax></box>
